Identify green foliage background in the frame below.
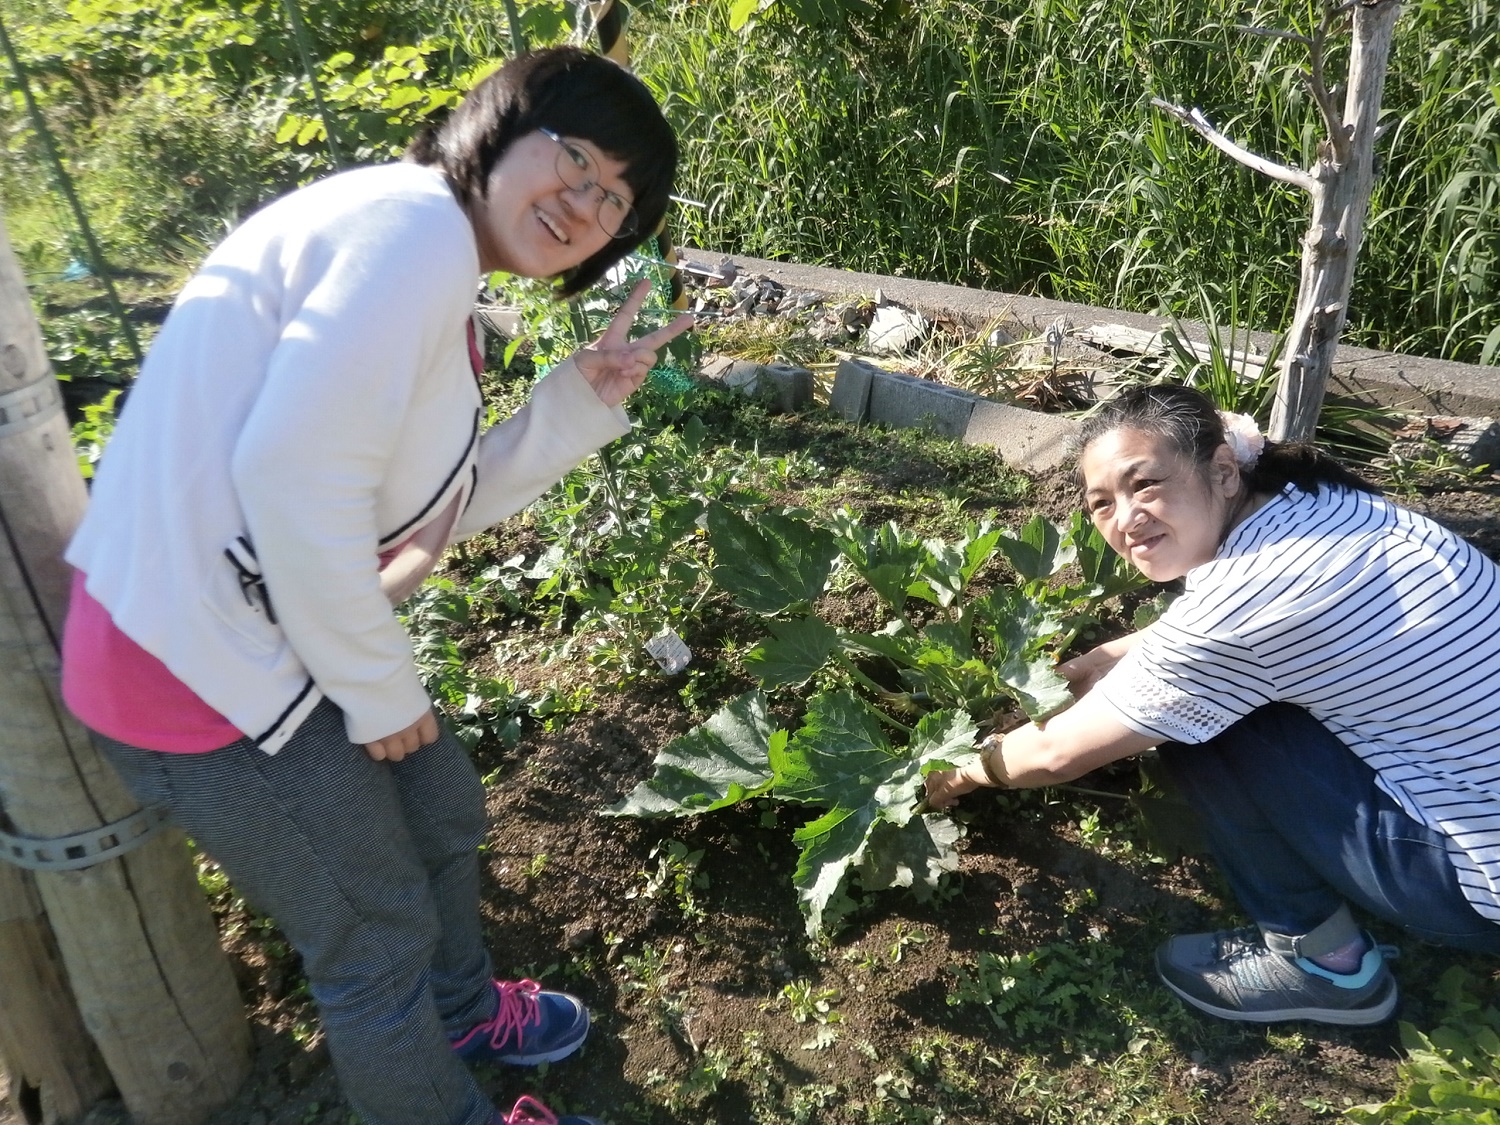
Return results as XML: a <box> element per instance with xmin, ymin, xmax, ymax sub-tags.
<box><xmin>3</xmin><ymin>0</ymin><xmax>1498</xmax><ymax>363</ymax></box>
<box><xmin>633</xmin><ymin>0</ymin><xmax>1500</xmax><ymax>364</ymax></box>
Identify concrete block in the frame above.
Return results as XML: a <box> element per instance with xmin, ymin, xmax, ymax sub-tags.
<box><xmin>701</xmin><ymin>358</ymin><xmax>813</xmax><ymax>413</ymax></box>
<box><xmin>475</xmin><ymin>305</ymin><xmax>523</xmax><ymax>338</ymax></box>
<box><xmin>964</xmin><ymin>400</ymin><xmax>1080</xmax><ymax>473</ymax></box>
<box><xmin>698</xmin><ymin>355</ymin><xmax>736</xmax><ymax>381</ymax></box>
<box><xmin>757</xmin><ymin>362</ymin><xmax>816</xmax><ymax>413</ymax></box>
<box><xmin>866</xmin><ymin>369</ymin><xmax>977</xmax><ymax>440</ymax></box>
<box><xmin>830</xmin><ymin>357</ymin><xmax>878</xmax><ymax>422</ymax></box>
<box><xmin>1392</xmin><ymin>416</ymin><xmax>1500</xmax><ymax>469</ymax></box>
<box><xmin>1444</xmin><ymin>417</ymin><xmax>1500</xmax><ymax>468</ymax></box>
<box><xmin>721</xmin><ymin>359</ymin><xmax>763</xmax><ymax>392</ymax></box>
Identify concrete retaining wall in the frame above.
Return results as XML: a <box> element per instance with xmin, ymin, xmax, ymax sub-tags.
<box><xmin>698</xmin><ymin>251</ymin><xmax>1500</xmax><ymax>417</ymax></box>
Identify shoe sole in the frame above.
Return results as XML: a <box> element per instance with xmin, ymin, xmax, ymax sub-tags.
<box><xmin>1158</xmin><ymin>974</ymin><xmax>1399</xmax><ymax>1026</ymax></box>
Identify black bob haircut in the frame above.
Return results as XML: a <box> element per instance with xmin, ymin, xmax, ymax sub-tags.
<box><xmin>406</xmin><ymin>46</ymin><xmax>677</xmax><ymax>297</ymax></box>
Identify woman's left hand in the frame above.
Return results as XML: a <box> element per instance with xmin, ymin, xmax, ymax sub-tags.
<box><xmin>573</xmin><ymin>279</ymin><xmax>694</xmax><ymax>407</ymax></box>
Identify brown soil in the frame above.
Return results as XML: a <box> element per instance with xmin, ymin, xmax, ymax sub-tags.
<box><xmin>14</xmin><ymin>444</ymin><xmax>1500</xmax><ymax>1125</ymax></box>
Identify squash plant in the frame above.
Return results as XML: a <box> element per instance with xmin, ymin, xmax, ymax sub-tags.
<box><xmin>609</xmin><ymin>502</ymin><xmax>1146</xmax><ymax>934</ymax></box>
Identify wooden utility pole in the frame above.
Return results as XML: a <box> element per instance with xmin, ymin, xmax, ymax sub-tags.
<box><xmin>1154</xmin><ymin>0</ymin><xmax>1403</xmax><ymax>442</ymax></box>
<box><xmin>0</xmin><ymin>213</ymin><xmax>252</xmax><ymax>1125</ymax></box>
<box><xmin>0</xmin><ymin>859</ymin><xmax>113</xmax><ymax>1125</ymax></box>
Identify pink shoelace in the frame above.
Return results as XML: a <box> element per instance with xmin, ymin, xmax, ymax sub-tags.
<box><xmin>453</xmin><ymin>979</ymin><xmax>542</xmax><ymax>1052</ymax></box>
<box><xmin>502</xmin><ymin>1095</ymin><xmax>559</xmax><ymax>1125</ymax></box>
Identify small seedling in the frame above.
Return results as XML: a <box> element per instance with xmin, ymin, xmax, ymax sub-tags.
<box><xmin>888</xmin><ymin>924</ymin><xmax>929</xmax><ymax>964</ymax></box>
<box><xmin>777</xmin><ymin>979</ymin><xmax>843</xmax><ymax>1025</ymax></box>
<box><xmin>628</xmin><ymin>839</ymin><xmax>709</xmax><ymax>922</ymax></box>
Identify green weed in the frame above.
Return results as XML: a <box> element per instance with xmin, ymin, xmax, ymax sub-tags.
<box><xmin>776</xmin><ymin>979</ymin><xmax>843</xmax><ymax>1025</ymax></box>
<box><xmin>1346</xmin><ymin>966</ymin><xmax>1500</xmax><ymax>1123</ymax></box>
<box><xmin>948</xmin><ymin>935</ymin><xmax>1193</xmax><ymax>1057</ymax></box>
<box><xmin>628</xmin><ymin>839</ymin><xmax>710</xmax><ymax>923</ymax></box>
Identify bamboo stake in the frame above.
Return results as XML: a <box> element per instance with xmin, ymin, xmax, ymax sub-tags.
<box><xmin>0</xmin><ymin>13</ymin><xmax>142</xmax><ymax>368</ymax></box>
<box><xmin>281</xmin><ymin>0</ymin><xmax>345</xmax><ymax>169</ymax></box>
<box><xmin>0</xmin><ymin>213</ymin><xmax>252</xmax><ymax>1125</ymax></box>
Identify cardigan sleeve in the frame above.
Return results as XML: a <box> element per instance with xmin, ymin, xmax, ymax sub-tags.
<box><xmin>452</xmin><ymin>357</ymin><xmax>632</xmax><ymax>541</ymax></box>
<box><xmin>231</xmin><ymin>197</ymin><xmax>478</xmax><ymax>745</ymax></box>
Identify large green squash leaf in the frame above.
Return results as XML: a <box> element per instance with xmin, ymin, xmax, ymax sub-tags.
<box><xmin>993</xmin><ymin>654</ymin><xmax>1076</xmax><ymax>720</ymax></box>
<box><xmin>771</xmin><ymin>692</ymin><xmax>977</xmax><ymax>933</ymax></box>
<box><xmin>859</xmin><ymin>814</ymin><xmax>963</xmax><ymax>901</ymax></box>
<box><xmin>707</xmin><ymin>503</ymin><xmax>839</xmax><ymax>615</ymax></box>
<box><xmin>744</xmin><ymin>616</ymin><xmax>840</xmax><ymax>689</ymax></box>
<box><xmin>829</xmin><ymin>512</ymin><xmax>927</xmax><ymax>614</ymax></box>
<box><xmin>913</xmin><ymin>524</ymin><xmax>1002</xmax><ymax>607</ymax></box>
<box><xmin>996</xmin><ymin>514</ymin><xmax>1074</xmax><ymax>583</ymax></box>
<box><xmin>605</xmin><ymin>690</ymin><xmax>777</xmax><ymax>817</ymax></box>
<box><xmin>1069</xmin><ymin>510</ymin><xmax>1149</xmax><ymax>598</ymax></box>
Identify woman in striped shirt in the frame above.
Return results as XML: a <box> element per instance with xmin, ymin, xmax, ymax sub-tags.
<box><xmin>925</xmin><ymin>383</ymin><xmax>1500</xmax><ymax>1026</ymax></box>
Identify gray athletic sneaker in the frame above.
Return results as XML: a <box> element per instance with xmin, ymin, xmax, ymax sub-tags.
<box><xmin>1155</xmin><ymin>925</ymin><xmax>1398</xmax><ymax>1026</ymax></box>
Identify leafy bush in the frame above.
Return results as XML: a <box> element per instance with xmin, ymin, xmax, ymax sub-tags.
<box><xmin>634</xmin><ymin>0</ymin><xmax>1500</xmax><ymax>363</ymax></box>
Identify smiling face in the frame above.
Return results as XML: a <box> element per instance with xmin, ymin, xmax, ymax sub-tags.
<box><xmin>467</xmin><ymin>129</ymin><xmax>633</xmax><ymax>278</ymax></box>
<box><xmin>1080</xmin><ymin>426</ymin><xmax>1242</xmax><ymax>581</ymax></box>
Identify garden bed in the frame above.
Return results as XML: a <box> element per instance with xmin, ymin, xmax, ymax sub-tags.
<box><xmin>55</xmin><ymin>374</ymin><xmax>1495</xmax><ymax>1125</ymax></box>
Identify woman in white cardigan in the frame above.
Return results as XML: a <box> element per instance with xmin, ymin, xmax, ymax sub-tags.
<box><xmin>62</xmin><ymin>47</ymin><xmax>687</xmax><ymax>1125</ymax></box>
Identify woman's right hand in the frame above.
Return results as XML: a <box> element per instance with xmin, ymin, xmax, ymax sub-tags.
<box><xmin>1056</xmin><ymin>632</ymin><xmax>1144</xmax><ymax>698</ymax></box>
<box><xmin>365</xmin><ymin>708</ymin><xmax>440</xmax><ymax>762</ymax></box>
<box><xmin>923</xmin><ymin>758</ymin><xmax>993</xmax><ymax>809</ymax></box>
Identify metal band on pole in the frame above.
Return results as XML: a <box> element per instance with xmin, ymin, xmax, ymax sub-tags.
<box><xmin>0</xmin><ymin>377</ymin><xmax>62</xmax><ymax>437</ymax></box>
<box><xmin>0</xmin><ymin>806</ymin><xmax>170</xmax><ymax>873</ymax></box>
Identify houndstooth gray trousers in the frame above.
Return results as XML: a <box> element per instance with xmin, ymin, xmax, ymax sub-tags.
<box><xmin>100</xmin><ymin>699</ymin><xmax>500</xmax><ymax>1125</ymax></box>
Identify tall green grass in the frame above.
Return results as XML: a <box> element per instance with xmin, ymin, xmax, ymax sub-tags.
<box><xmin>634</xmin><ymin>0</ymin><xmax>1500</xmax><ymax>363</ymax></box>
<box><xmin>4</xmin><ymin>0</ymin><xmax>1496</xmax><ymax>364</ymax></box>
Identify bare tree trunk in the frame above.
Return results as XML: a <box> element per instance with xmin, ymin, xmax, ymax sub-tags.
<box><xmin>0</xmin><ymin>213</ymin><xmax>252</xmax><ymax>1125</ymax></box>
<box><xmin>1271</xmin><ymin>0</ymin><xmax>1402</xmax><ymax>441</ymax></box>
<box><xmin>1155</xmin><ymin>0</ymin><xmax>1403</xmax><ymax>443</ymax></box>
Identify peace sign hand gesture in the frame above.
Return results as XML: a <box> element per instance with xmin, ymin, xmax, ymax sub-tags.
<box><xmin>572</xmin><ymin>279</ymin><xmax>695</xmax><ymax>408</ymax></box>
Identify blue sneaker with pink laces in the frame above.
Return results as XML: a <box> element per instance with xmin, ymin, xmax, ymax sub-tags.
<box><xmin>494</xmin><ymin>1095</ymin><xmax>600</xmax><ymax>1125</ymax></box>
<box><xmin>451</xmin><ymin>979</ymin><xmax>590</xmax><ymax>1066</ymax></box>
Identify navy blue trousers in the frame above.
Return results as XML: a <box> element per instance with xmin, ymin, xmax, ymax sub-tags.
<box><xmin>1159</xmin><ymin>703</ymin><xmax>1500</xmax><ymax>953</ymax></box>
<box><xmin>100</xmin><ymin>699</ymin><xmax>498</xmax><ymax>1125</ymax></box>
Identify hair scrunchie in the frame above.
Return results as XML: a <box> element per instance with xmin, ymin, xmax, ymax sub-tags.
<box><xmin>1218</xmin><ymin>411</ymin><xmax>1265</xmax><ymax>468</ymax></box>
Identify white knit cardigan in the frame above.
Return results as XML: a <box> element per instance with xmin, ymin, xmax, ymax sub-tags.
<box><xmin>68</xmin><ymin>163</ymin><xmax>630</xmax><ymax>751</ymax></box>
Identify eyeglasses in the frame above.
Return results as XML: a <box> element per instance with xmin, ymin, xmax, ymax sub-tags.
<box><xmin>539</xmin><ymin>128</ymin><xmax>639</xmax><ymax>241</ymax></box>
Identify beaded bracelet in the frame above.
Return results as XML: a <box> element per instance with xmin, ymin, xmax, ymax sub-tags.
<box><xmin>979</xmin><ymin>733</ymin><xmax>1011</xmax><ymax>788</ymax></box>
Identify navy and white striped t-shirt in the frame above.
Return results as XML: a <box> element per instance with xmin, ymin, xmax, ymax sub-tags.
<box><xmin>1096</xmin><ymin>483</ymin><xmax>1500</xmax><ymax>922</ymax></box>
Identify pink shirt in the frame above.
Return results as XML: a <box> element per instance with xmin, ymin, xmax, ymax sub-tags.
<box><xmin>63</xmin><ymin>570</ymin><xmax>245</xmax><ymax>752</ymax></box>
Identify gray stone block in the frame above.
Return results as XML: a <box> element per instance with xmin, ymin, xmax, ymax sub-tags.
<box><xmin>475</xmin><ymin>305</ymin><xmax>523</xmax><ymax>338</ymax></box>
<box><xmin>830</xmin><ymin>357</ymin><xmax>878</xmax><ymax>422</ymax></box>
<box><xmin>866</xmin><ymin>368</ymin><xmax>978</xmax><ymax>440</ymax></box>
<box><xmin>758</xmin><ymin>362</ymin><xmax>816</xmax><ymax>413</ymax></box>
<box><xmin>698</xmin><ymin>355</ymin><xmax>737</xmax><ymax>382</ymax></box>
<box><xmin>721</xmin><ymin>359</ymin><xmax>763</xmax><ymax>392</ymax></box>
<box><xmin>1444</xmin><ymin>417</ymin><xmax>1500</xmax><ymax>468</ymax></box>
<box><xmin>701</xmin><ymin>358</ymin><xmax>813</xmax><ymax>413</ymax></box>
<box><xmin>964</xmin><ymin>400</ymin><xmax>1080</xmax><ymax>473</ymax></box>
